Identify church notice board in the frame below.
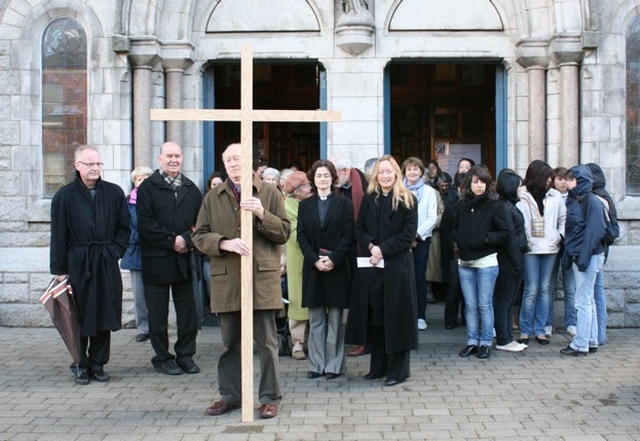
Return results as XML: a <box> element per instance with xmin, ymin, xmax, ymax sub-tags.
<box><xmin>435</xmin><ymin>142</ymin><xmax>482</xmax><ymax>177</ymax></box>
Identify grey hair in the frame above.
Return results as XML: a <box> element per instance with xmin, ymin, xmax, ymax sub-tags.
<box><xmin>131</xmin><ymin>166</ymin><xmax>154</xmax><ymax>182</ymax></box>
<box><xmin>333</xmin><ymin>156</ymin><xmax>352</xmax><ymax>170</ymax></box>
<box><xmin>262</xmin><ymin>167</ymin><xmax>280</xmax><ymax>179</ymax></box>
<box><xmin>74</xmin><ymin>145</ymin><xmax>99</xmax><ymax>161</ymax></box>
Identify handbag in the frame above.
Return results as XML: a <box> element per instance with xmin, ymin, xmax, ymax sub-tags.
<box><xmin>525</xmin><ymin>198</ymin><xmax>545</xmax><ymax>238</ymax></box>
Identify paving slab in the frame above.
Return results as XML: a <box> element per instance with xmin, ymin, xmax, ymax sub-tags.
<box><xmin>1</xmin><ymin>304</ymin><xmax>639</xmax><ymax>440</ymax></box>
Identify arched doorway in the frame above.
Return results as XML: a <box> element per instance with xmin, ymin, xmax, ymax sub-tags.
<box><xmin>203</xmin><ymin>61</ymin><xmax>325</xmax><ymax>181</ymax></box>
<box><xmin>385</xmin><ymin>62</ymin><xmax>506</xmax><ymax>178</ymax></box>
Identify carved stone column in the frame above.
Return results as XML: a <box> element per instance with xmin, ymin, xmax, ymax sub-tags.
<box><xmin>553</xmin><ymin>39</ymin><xmax>584</xmax><ymax>167</ymax></box>
<box><xmin>128</xmin><ymin>38</ymin><xmax>159</xmax><ymax>168</ymax></box>
<box><xmin>517</xmin><ymin>41</ymin><xmax>550</xmax><ymax>163</ymax></box>
<box><xmin>161</xmin><ymin>43</ymin><xmax>195</xmax><ymax>146</ymax></box>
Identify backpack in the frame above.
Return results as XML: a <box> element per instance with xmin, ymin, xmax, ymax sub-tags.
<box><xmin>582</xmin><ymin>193</ymin><xmax>620</xmax><ymax>247</ymax></box>
<box><xmin>595</xmin><ymin>195</ymin><xmax>620</xmax><ymax>246</ymax></box>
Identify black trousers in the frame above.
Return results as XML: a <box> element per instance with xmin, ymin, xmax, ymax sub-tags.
<box><xmin>368</xmin><ymin>325</ymin><xmax>410</xmax><ymax>382</ymax></box>
<box><xmin>77</xmin><ymin>330</ymin><xmax>111</xmax><ymax>371</ymax></box>
<box><xmin>493</xmin><ymin>254</ymin><xmax>523</xmax><ymax>346</ymax></box>
<box><xmin>444</xmin><ymin>258</ymin><xmax>464</xmax><ymax>326</ymax></box>
<box><xmin>145</xmin><ymin>279</ymin><xmax>197</xmax><ymax>366</ymax></box>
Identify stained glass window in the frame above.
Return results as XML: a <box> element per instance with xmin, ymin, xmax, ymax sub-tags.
<box><xmin>626</xmin><ymin>16</ymin><xmax>640</xmax><ymax>195</ymax></box>
<box><xmin>42</xmin><ymin>18</ymin><xmax>87</xmax><ymax>197</ymax></box>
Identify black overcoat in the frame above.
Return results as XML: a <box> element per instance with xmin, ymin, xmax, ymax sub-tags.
<box><xmin>345</xmin><ymin>191</ymin><xmax>419</xmax><ymax>353</ymax></box>
<box><xmin>49</xmin><ymin>173</ymin><xmax>130</xmax><ymax>337</ymax></box>
<box><xmin>136</xmin><ymin>170</ymin><xmax>203</xmax><ymax>284</ymax></box>
<box><xmin>297</xmin><ymin>193</ymin><xmax>354</xmax><ymax>309</ymax></box>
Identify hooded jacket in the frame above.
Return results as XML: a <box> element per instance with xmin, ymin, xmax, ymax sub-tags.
<box><xmin>563</xmin><ymin>165</ymin><xmax>606</xmax><ymax>272</ymax></box>
<box><xmin>586</xmin><ymin>163</ymin><xmax>617</xmax><ymax>218</ymax></box>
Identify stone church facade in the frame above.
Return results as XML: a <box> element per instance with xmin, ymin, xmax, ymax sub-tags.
<box><xmin>1</xmin><ymin>0</ymin><xmax>639</xmax><ymax>327</ymax></box>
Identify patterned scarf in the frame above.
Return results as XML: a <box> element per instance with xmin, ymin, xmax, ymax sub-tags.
<box><xmin>160</xmin><ymin>169</ymin><xmax>182</xmax><ymax>192</ymax></box>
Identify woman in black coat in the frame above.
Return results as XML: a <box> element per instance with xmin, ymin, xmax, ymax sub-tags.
<box><xmin>453</xmin><ymin>165</ymin><xmax>510</xmax><ymax>360</ymax></box>
<box><xmin>493</xmin><ymin>169</ymin><xmax>528</xmax><ymax>352</ymax></box>
<box><xmin>297</xmin><ymin>160</ymin><xmax>354</xmax><ymax>379</ymax></box>
<box><xmin>345</xmin><ymin>155</ymin><xmax>418</xmax><ymax>386</ymax></box>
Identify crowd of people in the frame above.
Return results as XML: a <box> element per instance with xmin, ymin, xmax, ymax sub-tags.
<box><xmin>49</xmin><ymin>143</ymin><xmax>619</xmax><ymax>418</ymax></box>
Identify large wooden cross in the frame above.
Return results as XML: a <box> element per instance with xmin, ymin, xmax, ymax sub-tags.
<box><xmin>151</xmin><ymin>46</ymin><xmax>340</xmax><ymax>422</ymax></box>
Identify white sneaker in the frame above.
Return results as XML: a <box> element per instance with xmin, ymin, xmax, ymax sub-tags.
<box><xmin>417</xmin><ymin>319</ymin><xmax>428</xmax><ymax>330</ymax></box>
<box><xmin>495</xmin><ymin>341</ymin><xmax>526</xmax><ymax>352</ymax></box>
<box><xmin>544</xmin><ymin>325</ymin><xmax>553</xmax><ymax>337</ymax></box>
<box><xmin>567</xmin><ymin>325</ymin><xmax>577</xmax><ymax>336</ymax></box>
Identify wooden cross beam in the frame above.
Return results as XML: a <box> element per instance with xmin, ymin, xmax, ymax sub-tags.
<box><xmin>150</xmin><ymin>46</ymin><xmax>340</xmax><ymax>422</ymax></box>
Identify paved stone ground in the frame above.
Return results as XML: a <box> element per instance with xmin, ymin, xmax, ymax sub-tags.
<box><xmin>1</xmin><ymin>304</ymin><xmax>640</xmax><ymax>440</ymax></box>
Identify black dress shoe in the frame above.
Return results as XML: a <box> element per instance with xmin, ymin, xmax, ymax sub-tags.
<box><xmin>362</xmin><ymin>372</ymin><xmax>384</xmax><ymax>380</ymax></box>
<box><xmin>75</xmin><ymin>369</ymin><xmax>90</xmax><ymax>385</ymax></box>
<box><xmin>459</xmin><ymin>345</ymin><xmax>478</xmax><ymax>357</ymax></box>
<box><xmin>155</xmin><ymin>360</ymin><xmax>183</xmax><ymax>375</ymax></box>
<box><xmin>384</xmin><ymin>378</ymin><xmax>405</xmax><ymax>387</ymax></box>
<box><xmin>589</xmin><ymin>347</ymin><xmax>598</xmax><ymax>353</ymax></box>
<box><xmin>307</xmin><ymin>371</ymin><xmax>322</xmax><ymax>379</ymax></box>
<box><xmin>176</xmin><ymin>358</ymin><xmax>200</xmax><ymax>374</ymax></box>
<box><xmin>326</xmin><ymin>372</ymin><xmax>343</xmax><ymax>380</ymax></box>
<box><xmin>89</xmin><ymin>369</ymin><xmax>110</xmax><ymax>382</ymax></box>
<box><xmin>445</xmin><ymin>323</ymin><xmax>455</xmax><ymax>330</ymax></box>
<box><xmin>535</xmin><ymin>335</ymin><xmax>550</xmax><ymax>345</ymax></box>
<box><xmin>477</xmin><ymin>345</ymin><xmax>491</xmax><ymax>359</ymax></box>
<box><xmin>560</xmin><ymin>345</ymin><xmax>587</xmax><ymax>357</ymax></box>
<box><xmin>135</xmin><ymin>333</ymin><xmax>149</xmax><ymax>342</ymax></box>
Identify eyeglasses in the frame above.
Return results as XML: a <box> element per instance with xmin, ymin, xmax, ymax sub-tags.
<box><xmin>77</xmin><ymin>161</ymin><xmax>104</xmax><ymax>168</ymax></box>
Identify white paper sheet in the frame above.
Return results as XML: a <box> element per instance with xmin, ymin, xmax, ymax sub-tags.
<box><xmin>357</xmin><ymin>257</ymin><xmax>385</xmax><ymax>268</ymax></box>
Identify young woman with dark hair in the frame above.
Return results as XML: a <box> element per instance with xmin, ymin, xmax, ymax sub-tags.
<box><xmin>425</xmin><ymin>160</ymin><xmax>442</xmax><ymax>189</ymax></box>
<box><xmin>453</xmin><ymin>165</ymin><xmax>510</xmax><ymax>359</ymax></box>
<box><xmin>493</xmin><ymin>169</ymin><xmax>528</xmax><ymax>352</ymax></box>
<box><xmin>516</xmin><ymin>160</ymin><xmax>566</xmax><ymax>346</ymax></box>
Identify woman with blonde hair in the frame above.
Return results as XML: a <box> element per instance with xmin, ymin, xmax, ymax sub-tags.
<box><xmin>121</xmin><ymin>166</ymin><xmax>154</xmax><ymax>343</ymax></box>
<box><xmin>346</xmin><ymin>155</ymin><xmax>418</xmax><ymax>386</ymax></box>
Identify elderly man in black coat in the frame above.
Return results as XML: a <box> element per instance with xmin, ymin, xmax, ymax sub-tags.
<box><xmin>137</xmin><ymin>142</ymin><xmax>203</xmax><ymax>375</ymax></box>
<box><xmin>50</xmin><ymin>146</ymin><xmax>130</xmax><ymax>385</ymax></box>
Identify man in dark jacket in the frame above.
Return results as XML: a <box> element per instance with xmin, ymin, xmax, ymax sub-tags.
<box><xmin>561</xmin><ymin>165</ymin><xmax>607</xmax><ymax>357</ymax></box>
<box><xmin>137</xmin><ymin>142</ymin><xmax>203</xmax><ymax>375</ymax></box>
<box><xmin>50</xmin><ymin>146</ymin><xmax>130</xmax><ymax>385</ymax></box>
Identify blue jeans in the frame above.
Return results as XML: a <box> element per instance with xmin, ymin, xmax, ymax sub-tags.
<box><xmin>519</xmin><ymin>254</ymin><xmax>556</xmax><ymax>337</ymax></box>
<box><xmin>413</xmin><ymin>238</ymin><xmax>431</xmax><ymax>320</ymax></box>
<box><xmin>548</xmin><ymin>255</ymin><xmax>576</xmax><ymax>329</ymax></box>
<box><xmin>594</xmin><ymin>270</ymin><xmax>607</xmax><ymax>345</ymax></box>
<box><xmin>571</xmin><ymin>253</ymin><xmax>604</xmax><ymax>351</ymax></box>
<box><xmin>458</xmin><ymin>264</ymin><xmax>498</xmax><ymax>347</ymax></box>
<box><xmin>562</xmin><ymin>266</ymin><xmax>576</xmax><ymax>328</ymax></box>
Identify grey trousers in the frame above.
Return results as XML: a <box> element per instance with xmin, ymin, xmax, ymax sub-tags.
<box><xmin>308</xmin><ymin>307</ymin><xmax>346</xmax><ymax>375</ymax></box>
<box><xmin>130</xmin><ymin>270</ymin><xmax>149</xmax><ymax>334</ymax></box>
<box><xmin>217</xmin><ymin>310</ymin><xmax>282</xmax><ymax>405</ymax></box>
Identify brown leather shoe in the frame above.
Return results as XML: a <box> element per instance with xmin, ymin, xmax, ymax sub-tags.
<box><xmin>348</xmin><ymin>346</ymin><xmax>366</xmax><ymax>357</ymax></box>
<box><xmin>205</xmin><ymin>400</ymin><xmax>240</xmax><ymax>416</ymax></box>
<box><xmin>259</xmin><ymin>404</ymin><xmax>278</xmax><ymax>419</ymax></box>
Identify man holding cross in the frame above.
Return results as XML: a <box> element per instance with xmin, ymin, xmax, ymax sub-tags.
<box><xmin>193</xmin><ymin>143</ymin><xmax>291</xmax><ymax>419</ymax></box>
